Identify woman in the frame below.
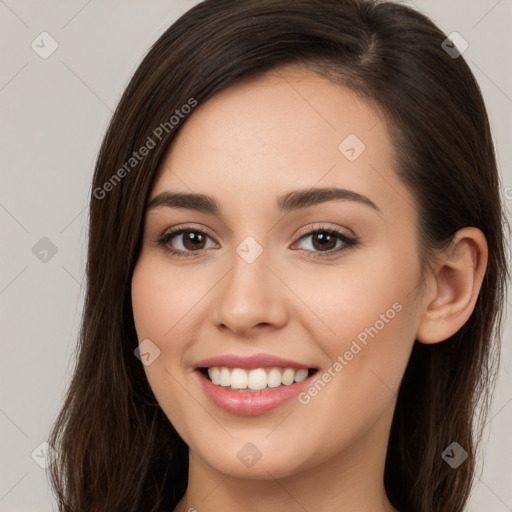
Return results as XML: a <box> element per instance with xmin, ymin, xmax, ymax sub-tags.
<box><xmin>48</xmin><ymin>0</ymin><xmax>509</xmax><ymax>511</ymax></box>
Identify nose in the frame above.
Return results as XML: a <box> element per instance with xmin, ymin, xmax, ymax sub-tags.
<box><xmin>212</xmin><ymin>247</ymin><xmax>288</xmax><ymax>337</ymax></box>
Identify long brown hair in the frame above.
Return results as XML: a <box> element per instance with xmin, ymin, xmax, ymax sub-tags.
<box><xmin>48</xmin><ymin>0</ymin><xmax>509</xmax><ymax>510</ymax></box>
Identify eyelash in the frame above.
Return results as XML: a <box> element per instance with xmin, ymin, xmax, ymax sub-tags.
<box><xmin>155</xmin><ymin>225</ymin><xmax>359</xmax><ymax>259</ymax></box>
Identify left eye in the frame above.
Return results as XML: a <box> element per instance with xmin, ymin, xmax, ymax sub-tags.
<box><xmin>294</xmin><ymin>229</ymin><xmax>353</xmax><ymax>253</ymax></box>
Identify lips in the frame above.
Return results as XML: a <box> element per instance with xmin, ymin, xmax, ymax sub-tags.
<box><xmin>194</xmin><ymin>354</ymin><xmax>318</xmax><ymax>416</ymax></box>
<box><xmin>195</xmin><ymin>353</ymin><xmax>314</xmax><ymax>370</ymax></box>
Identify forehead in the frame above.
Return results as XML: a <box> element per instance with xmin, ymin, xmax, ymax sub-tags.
<box><xmin>151</xmin><ymin>67</ymin><xmax>415</xmax><ymax>221</ymax></box>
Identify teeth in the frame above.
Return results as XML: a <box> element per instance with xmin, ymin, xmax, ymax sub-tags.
<box><xmin>294</xmin><ymin>368</ymin><xmax>309</xmax><ymax>383</ymax></box>
<box><xmin>247</xmin><ymin>368</ymin><xmax>267</xmax><ymax>390</ymax></box>
<box><xmin>281</xmin><ymin>368</ymin><xmax>295</xmax><ymax>386</ymax></box>
<box><xmin>209</xmin><ymin>367</ymin><xmax>220</xmax><ymax>385</ymax></box>
<box><xmin>231</xmin><ymin>368</ymin><xmax>248</xmax><ymax>389</ymax></box>
<box><xmin>267</xmin><ymin>368</ymin><xmax>282</xmax><ymax>388</ymax></box>
<box><xmin>206</xmin><ymin>366</ymin><xmax>311</xmax><ymax>391</ymax></box>
<box><xmin>219</xmin><ymin>367</ymin><xmax>231</xmax><ymax>387</ymax></box>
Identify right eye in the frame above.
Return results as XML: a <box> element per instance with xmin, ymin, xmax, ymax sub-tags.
<box><xmin>157</xmin><ymin>227</ymin><xmax>217</xmax><ymax>257</ymax></box>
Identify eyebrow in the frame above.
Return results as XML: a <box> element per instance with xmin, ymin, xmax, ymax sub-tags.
<box><xmin>146</xmin><ymin>187</ymin><xmax>380</xmax><ymax>215</ymax></box>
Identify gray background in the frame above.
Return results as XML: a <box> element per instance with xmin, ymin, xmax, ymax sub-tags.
<box><xmin>1</xmin><ymin>0</ymin><xmax>511</xmax><ymax>510</ymax></box>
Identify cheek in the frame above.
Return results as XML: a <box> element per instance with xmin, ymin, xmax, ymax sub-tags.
<box><xmin>288</xmin><ymin>244</ymin><xmax>420</xmax><ymax>421</ymax></box>
<box><xmin>131</xmin><ymin>257</ymin><xmax>215</xmax><ymax>443</ymax></box>
<box><xmin>289</xmin><ymin>243</ymin><xmax>420</xmax><ymax>353</ymax></box>
<box><xmin>131</xmin><ymin>256</ymin><xmax>211</xmax><ymax>341</ymax></box>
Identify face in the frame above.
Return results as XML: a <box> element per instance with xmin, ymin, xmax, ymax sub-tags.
<box><xmin>131</xmin><ymin>66</ymin><xmax>426</xmax><ymax>480</ymax></box>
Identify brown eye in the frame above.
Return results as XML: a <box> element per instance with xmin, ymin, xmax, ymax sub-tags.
<box><xmin>180</xmin><ymin>231</ymin><xmax>207</xmax><ymax>251</ymax></box>
<box><xmin>310</xmin><ymin>232</ymin><xmax>338</xmax><ymax>251</ymax></box>
<box><xmin>294</xmin><ymin>228</ymin><xmax>358</xmax><ymax>257</ymax></box>
<box><xmin>157</xmin><ymin>228</ymin><xmax>216</xmax><ymax>256</ymax></box>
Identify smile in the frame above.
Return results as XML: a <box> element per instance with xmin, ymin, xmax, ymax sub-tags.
<box><xmin>204</xmin><ymin>366</ymin><xmax>313</xmax><ymax>391</ymax></box>
<box><xmin>194</xmin><ymin>354</ymin><xmax>319</xmax><ymax>415</ymax></box>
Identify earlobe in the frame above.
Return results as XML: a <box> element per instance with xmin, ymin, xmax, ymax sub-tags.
<box><xmin>416</xmin><ymin>227</ymin><xmax>488</xmax><ymax>344</ymax></box>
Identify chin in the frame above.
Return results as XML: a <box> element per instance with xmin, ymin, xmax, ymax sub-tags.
<box><xmin>188</xmin><ymin>434</ymin><xmax>318</xmax><ymax>480</ymax></box>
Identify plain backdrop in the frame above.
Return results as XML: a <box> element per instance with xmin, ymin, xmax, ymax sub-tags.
<box><xmin>1</xmin><ymin>0</ymin><xmax>511</xmax><ymax>510</ymax></box>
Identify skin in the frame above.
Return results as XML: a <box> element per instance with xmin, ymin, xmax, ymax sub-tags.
<box><xmin>131</xmin><ymin>66</ymin><xmax>487</xmax><ymax>512</ymax></box>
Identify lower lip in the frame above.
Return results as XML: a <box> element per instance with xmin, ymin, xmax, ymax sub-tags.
<box><xmin>196</xmin><ymin>370</ymin><xmax>313</xmax><ymax>416</ymax></box>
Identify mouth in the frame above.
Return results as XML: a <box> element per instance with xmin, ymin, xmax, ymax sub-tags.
<box><xmin>198</xmin><ymin>366</ymin><xmax>318</xmax><ymax>392</ymax></box>
<box><xmin>193</xmin><ymin>354</ymin><xmax>319</xmax><ymax>416</ymax></box>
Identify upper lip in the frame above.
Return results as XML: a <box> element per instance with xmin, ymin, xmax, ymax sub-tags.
<box><xmin>194</xmin><ymin>353</ymin><xmax>316</xmax><ymax>370</ymax></box>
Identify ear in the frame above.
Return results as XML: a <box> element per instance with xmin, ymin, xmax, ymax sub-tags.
<box><xmin>416</xmin><ymin>227</ymin><xmax>488</xmax><ymax>344</ymax></box>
